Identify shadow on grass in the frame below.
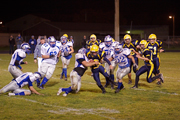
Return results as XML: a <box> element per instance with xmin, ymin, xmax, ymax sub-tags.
<box><xmin>45</xmin><ymin>81</ymin><xmax>59</xmax><ymax>87</ymax></box>
<box><xmin>80</xmin><ymin>88</ymin><xmax>102</xmax><ymax>93</ymax></box>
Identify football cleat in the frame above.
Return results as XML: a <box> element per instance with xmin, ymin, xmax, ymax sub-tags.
<box><xmin>8</xmin><ymin>93</ymin><xmax>15</xmax><ymax>96</ymax></box>
<box><xmin>156</xmin><ymin>81</ymin><xmax>161</xmax><ymax>85</ymax></box>
<box><xmin>63</xmin><ymin>93</ymin><xmax>67</xmax><ymax>97</ymax></box>
<box><xmin>111</xmin><ymin>84</ymin><xmax>114</xmax><ymax>89</ymax></box>
<box><xmin>128</xmin><ymin>80</ymin><xmax>132</xmax><ymax>84</ymax></box>
<box><xmin>160</xmin><ymin>74</ymin><xmax>164</xmax><ymax>83</ymax></box>
<box><xmin>131</xmin><ymin>85</ymin><xmax>138</xmax><ymax>89</ymax></box>
<box><xmin>104</xmin><ymin>83</ymin><xmax>110</xmax><ymax>88</ymax></box>
<box><xmin>64</xmin><ymin>77</ymin><xmax>67</xmax><ymax>81</ymax></box>
<box><xmin>102</xmin><ymin>90</ymin><xmax>106</xmax><ymax>94</ymax></box>
<box><xmin>57</xmin><ymin>88</ymin><xmax>62</xmax><ymax>96</ymax></box>
<box><xmin>38</xmin><ymin>85</ymin><xmax>44</xmax><ymax>89</ymax></box>
<box><xmin>60</xmin><ymin>75</ymin><xmax>63</xmax><ymax>79</ymax></box>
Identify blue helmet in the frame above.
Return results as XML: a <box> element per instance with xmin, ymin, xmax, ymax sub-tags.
<box><xmin>21</xmin><ymin>43</ymin><xmax>30</xmax><ymax>52</ymax></box>
<box><xmin>61</xmin><ymin>36</ymin><xmax>67</xmax><ymax>44</ymax></box>
<box><xmin>114</xmin><ymin>44</ymin><xmax>123</xmax><ymax>54</ymax></box>
<box><xmin>104</xmin><ymin>35</ymin><xmax>112</xmax><ymax>47</ymax></box>
<box><xmin>48</xmin><ymin>36</ymin><xmax>56</xmax><ymax>47</ymax></box>
<box><xmin>78</xmin><ymin>48</ymin><xmax>87</xmax><ymax>55</ymax></box>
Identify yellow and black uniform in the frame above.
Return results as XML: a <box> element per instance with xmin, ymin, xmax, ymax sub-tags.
<box><xmin>86</xmin><ymin>39</ymin><xmax>101</xmax><ymax>50</ymax></box>
<box><xmin>133</xmin><ymin>48</ymin><xmax>162</xmax><ymax>88</ymax></box>
<box><xmin>147</xmin><ymin>40</ymin><xmax>163</xmax><ymax>74</ymax></box>
<box><xmin>86</xmin><ymin>50</ymin><xmax>115</xmax><ymax>93</ymax></box>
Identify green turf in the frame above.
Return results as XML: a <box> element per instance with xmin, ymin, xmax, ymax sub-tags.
<box><xmin>0</xmin><ymin>52</ymin><xmax>180</xmax><ymax>120</ymax></box>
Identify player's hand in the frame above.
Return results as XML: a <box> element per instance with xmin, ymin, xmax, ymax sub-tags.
<box><xmin>109</xmin><ymin>65</ymin><xmax>113</xmax><ymax>70</ymax></box>
<box><xmin>159</xmin><ymin>49</ymin><xmax>164</xmax><ymax>53</ymax></box>
<box><xmin>24</xmin><ymin>61</ymin><xmax>28</xmax><ymax>64</ymax></box>
<box><xmin>49</xmin><ymin>54</ymin><xmax>55</xmax><ymax>58</ymax></box>
<box><xmin>34</xmin><ymin>59</ymin><xmax>37</xmax><ymax>63</ymax></box>
<box><xmin>133</xmin><ymin>63</ymin><xmax>138</xmax><ymax>69</ymax></box>
<box><xmin>21</xmin><ymin>68</ymin><xmax>23</xmax><ymax>71</ymax></box>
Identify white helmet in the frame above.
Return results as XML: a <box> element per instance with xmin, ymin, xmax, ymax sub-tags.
<box><xmin>114</xmin><ymin>44</ymin><xmax>123</xmax><ymax>54</ymax></box>
<box><xmin>104</xmin><ymin>35</ymin><xmax>112</xmax><ymax>47</ymax></box>
<box><xmin>33</xmin><ymin>72</ymin><xmax>42</xmax><ymax>80</ymax></box>
<box><xmin>78</xmin><ymin>48</ymin><xmax>87</xmax><ymax>55</ymax></box>
<box><xmin>21</xmin><ymin>43</ymin><xmax>30</xmax><ymax>52</ymax></box>
<box><xmin>48</xmin><ymin>36</ymin><xmax>56</xmax><ymax>47</ymax></box>
<box><xmin>61</xmin><ymin>36</ymin><xmax>67</xmax><ymax>44</ymax></box>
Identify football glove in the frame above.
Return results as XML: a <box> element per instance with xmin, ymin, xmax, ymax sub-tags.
<box><xmin>133</xmin><ymin>63</ymin><xmax>138</xmax><ymax>70</ymax></box>
<box><xmin>50</xmin><ymin>54</ymin><xmax>55</xmax><ymax>58</ymax></box>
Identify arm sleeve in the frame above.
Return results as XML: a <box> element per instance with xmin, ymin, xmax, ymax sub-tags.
<box><xmin>77</xmin><ymin>58</ymin><xmax>86</xmax><ymax>64</ymax></box>
<box><xmin>103</xmin><ymin>57</ymin><xmax>111</xmax><ymax>65</ymax></box>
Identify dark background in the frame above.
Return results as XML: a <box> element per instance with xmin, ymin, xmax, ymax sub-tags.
<box><xmin>1</xmin><ymin>0</ymin><xmax>179</xmax><ymax>35</ymax></box>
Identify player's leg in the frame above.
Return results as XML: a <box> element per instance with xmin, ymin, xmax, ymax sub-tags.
<box><xmin>39</xmin><ymin>64</ymin><xmax>56</xmax><ymax>89</ymax></box>
<box><xmin>37</xmin><ymin>57</ymin><xmax>42</xmax><ymax>72</ymax></box>
<box><xmin>8</xmin><ymin>65</ymin><xmax>23</xmax><ymax>79</ymax></box>
<box><xmin>0</xmin><ymin>81</ymin><xmax>19</xmax><ymax>94</ymax></box>
<box><xmin>64</xmin><ymin>58</ymin><xmax>71</xmax><ymax>80</ymax></box>
<box><xmin>128</xmin><ymin>58</ymin><xmax>133</xmax><ymax>84</ymax></box>
<box><xmin>92</xmin><ymin>68</ymin><xmax>106</xmax><ymax>94</ymax></box>
<box><xmin>104</xmin><ymin>62</ymin><xmax>110</xmax><ymax>87</ymax></box>
<box><xmin>37</xmin><ymin>62</ymin><xmax>48</xmax><ymax>87</ymax></box>
<box><xmin>10</xmin><ymin>88</ymin><xmax>31</xmax><ymax>96</ymax></box>
<box><xmin>115</xmin><ymin>67</ymin><xmax>130</xmax><ymax>93</ymax></box>
<box><xmin>132</xmin><ymin>66</ymin><xmax>147</xmax><ymax>88</ymax></box>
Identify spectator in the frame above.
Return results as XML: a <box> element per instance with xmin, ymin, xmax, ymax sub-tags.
<box><xmin>9</xmin><ymin>35</ymin><xmax>15</xmax><ymax>54</ymax></box>
<box><xmin>69</xmin><ymin>36</ymin><xmax>74</xmax><ymax>44</ymax></box>
<box><xmin>15</xmin><ymin>33</ymin><xmax>23</xmax><ymax>49</ymax></box>
<box><xmin>37</xmin><ymin>36</ymin><xmax>41</xmax><ymax>44</ymax></box>
<box><xmin>44</xmin><ymin>35</ymin><xmax>48</xmax><ymax>43</ymax></box>
<box><xmin>81</xmin><ymin>35</ymin><xmax>87</xmax><ymax>48</ymax></box>
<box><xmin>29</xmin><ymin>35</ymin><xmax>37</xmax><ymax>54</ymax></box>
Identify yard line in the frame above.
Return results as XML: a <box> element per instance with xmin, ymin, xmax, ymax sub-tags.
<box><xmin>6</xmin><ymin>96</ymin><xmax>120</xmax><ymax>119</ymax></box>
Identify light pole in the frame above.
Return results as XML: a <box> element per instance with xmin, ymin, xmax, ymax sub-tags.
<box><xmin>169</xmin><ymin>15</ymin><xmax>175</xmax><ymax>42</ymax></box>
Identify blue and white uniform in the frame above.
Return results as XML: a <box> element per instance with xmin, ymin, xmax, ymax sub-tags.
<box><xmin>113</xmin><ymin>48</ymin><xmax>131</xmax><ymax>81</ymax></box>
<box><xmin>0</xmin><ymin>72</ymin><xmax>41</xmax><ymax>95</ymax></box>
<box><xmin>8</xmin><ymin>49</ymin><xmax>26</xmax><ymax>79</ymax></box>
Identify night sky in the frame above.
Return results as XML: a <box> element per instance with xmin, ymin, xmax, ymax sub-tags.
<box><xmin>1</xmin><ymin>0</ymin><xmax>180</xmax><ymax>35</ymax></box>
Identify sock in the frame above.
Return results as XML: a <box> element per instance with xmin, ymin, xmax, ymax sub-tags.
<box><xmin>62</xmin><ymin>87</ymin><xmax>69</xmax><ymax>91</ymax></box>
<box><xmin>64</xmin><ymin>68</ymin><xmax>67</xmax><ymax>78</ymax></box>
<box><xmin>117</xmin><ymin>82</ymin><xmax>122</xmax><ymax>89</ymax></box>
<box><xmin>65</xmin><ymin>87</ymin><xmax>72</xmax><ymax>94</ymax></box>
<box><xmin>61</xmin><ymin>68</ymin><xmax>64</xmax><ymax>76</ymax></box>
<box><xmin>15</xmin><ymin>92</ymin><xmax>25</xmax><ymax>96</ymax></box>
<box><xmin>110</xmin><ymin>74</ymin><xmax>114</xmax><ymax>81</ymax></box>
<box><xmin>40</xmin><ymin>77</ymin><xmax>48</xmax><ymax>86</ymax></box>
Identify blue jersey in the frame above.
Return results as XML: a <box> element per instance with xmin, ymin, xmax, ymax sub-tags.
<box><xmin>147</xmin><ymin>40</ymin><xmax>163</xmax><ymax>59</ymax></box>
<box><xmin>121</xmin><ymin>40</ymin><xmax>139</xmax><ymax>57</ymax></box>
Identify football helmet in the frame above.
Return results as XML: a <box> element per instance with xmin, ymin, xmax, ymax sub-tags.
<box><xmin>21</xmin><ymin>43</ymin><xmax>30</xmax><ymax>52</ymax></box>
<box><xmin>139</xmin><ymin>40</ymin><xmax>148</xmax><ymax>49</ymax></box>
<box><xmin>90</xmin><ymin>34</ymin><xmax>96</xmax><ymax>42</ymax></box>
<box><xmin>63</xmin><ymin>34</ymin><xmax>68</xmax><ymax>38</ymax></box>
<box><xmin>48</xmin><ymin>36</ymin><xmax>56</xmax><ymax>47</ymax></box>
<box><xmin>90</xmin><ymin>45</ymin><xmax>99</xmax><ymax>52</ymax></box>
<box><xmin>114</xmin><ymin>44</ymin><xmax>123</xmax><ymax>54</ymax></box>
<box><xmin>78</xmin><ymin>48</ymin><xmax>87</xmax><ymax>55</ymax></box>
<box><xmin>104</xmin><ymin>35</ymin><xmax>112</xmax><ymax>47</ymax></box>
<box><xmin>34</xmin><ymin>72</ymin><xmax>42</xmax><ymax>79</ymax></box>
<box><xmin>124</xmin><ymin>34</ymin><xmax>132</xmax><ymax>44</ymax></box>
<box><xmin>61</xmin><ymin>36</ymin><xmax>67</xmax><ymax>44</ymax></box>
<box><xmin>148</xmin><ymin>33</ymin><xmax>157</xmax><ymax>44</ymax></box>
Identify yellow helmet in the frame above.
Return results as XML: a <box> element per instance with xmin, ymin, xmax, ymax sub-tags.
<box><xmin>148</xmin><ymin>34</ymin><xmax>157</xmax><ymax>40</ymax></box>
<box><xmin>123</xmin><ymin>34</ymin><xmax>132</xmax><ymax>41</ymax></box>
<box><xmin>140</xmin><ymin>40</ymin><xmax>148</xmax><ymax>48</ymax></box>
<box><xmin>90</xmin><ymin>34</ymin><xmax>97</xmax><ymax>40</ymax></box>
<box><xmin>112</xmin><ymin>38</ymin><xmax>115</xmax><ymax>42</ymax></box>
<box><xmin>90</xmin><ymin>45</ymin><xmax>99</xmax><ymax>52</ymax></box>
<box><xmin>63</xmin><ymin>34</ymin><xmax>68</xmax><ymax>38</ymax></box>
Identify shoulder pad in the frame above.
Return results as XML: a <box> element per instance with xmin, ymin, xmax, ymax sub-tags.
<box><xmin>18</xmin><ymin>50</ymin><xmax>26</xmax><ymax>58</ymax></box>
<box><xmin>75</xmin><ymin>53</ymin><xmax>85</xmax><ymax>59</ymax></box>
<box><xmin>123</xmin><ymin>48</ymin><xmax>131</xmax><ymax>56</ymax></box>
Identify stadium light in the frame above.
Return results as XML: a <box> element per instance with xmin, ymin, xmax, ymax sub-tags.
<box><xmin>169</xmin><ymin>15</ymin><xmax>175</xmax><ymax>42</ymax></box>
<box><xmin>126</xmin><ymin>31</ymin><xmax>130</xmax><ymax>34</ymax></box>
<box><xmin>0</xmin><ymin>21</ymin><xmax>2</xmax><ymax>24</ymax></box>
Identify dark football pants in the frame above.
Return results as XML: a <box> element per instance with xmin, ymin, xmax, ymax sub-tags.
<box><xmin>129</xmin><ymin>57</ymin><xmax>139</xmax><ymax>73</ymax></box>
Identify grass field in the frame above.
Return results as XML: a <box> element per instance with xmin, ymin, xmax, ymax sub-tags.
<box><xmin>0</xmin><ymin>52</ymin><xmax>180</xmax><ymax>120</ymax></box>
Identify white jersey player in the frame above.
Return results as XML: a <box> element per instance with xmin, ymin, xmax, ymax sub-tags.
<box><xmin>0</xmin><ymin>72</ymin><xmax>43</xmax><ymax>96</ymax></box>
<box><xmin>8</xmin><ymin>43</ymin><xmax>30</xmax><ymax>79</ymax></box>
<box><xmin>57</xmin><ymin>48</ymin><xmax>99</xmax><ymax>96</ymax></box>
<box><xmin>99</xmin><ymin>35</ymin><xmax>117</xmax><ymax>89</ymax></box>
<box><xmin>37</xmin><ymin>36</ymin><xmax>60</xmax><ymax>89</ymax></box>
<box><xmin>109</xmin><ymin>44</ymin><xmax>138</xmax><ymax>93</ymax></box>
<box><xmin>59</xmin><ymin>36</ymin><xmax>74</xmax><ymax>81</ymax></box>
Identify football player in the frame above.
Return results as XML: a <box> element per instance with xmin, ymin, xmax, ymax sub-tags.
<box><xmin>34</xmin><ymin>36</ymin><xmax>45</xmax><ymax>72</ymax></box>
<box><xmin>99</xmin><ymin>35</ymin><xmax>117</xmax><ymax>89</ymax></box>
<box><xmin>147</xmin><ymin>34</ymin><xmax>164</xmax><ymax>85</ymax></box>
<box><xmin>0</xmin><ymin>72</ymin><xmax>43</xmax><ymax>96</ymax></box>
<box><xmin>8</xmin><ymin>43</ymin><xmax>30</xmax><ymax>79</ymax></box>
<box><xmin>109</xmin><ymin>44</ymin><xmax>137</xmax><ymax>93</ymax></box>
<box><xmin>37</xmin><ymin>36</ymin><xmax>61</xmax><ymax>89</ymax></box>
<box><xmin>131</xmin><ymin>40</ymin><xmax>164</xmax><ymax>88</ymax></box>
<box><xmin>86</xmin><ymin>34</ymin><xmax>101</xmax><ymax>50</ymax></box>
<box><xmin>63</xmin><ymin>33</ymin><xmax>74</xmax><ymax>44</ymax></box>
<box><xmin>86</xmin><ymin>45</ymin><xmax>117</xmax><ymax>94</ymax></box>
<box><xmin>121</xmin><ymin>34</ymin><xmax>140</xmax><ymax>84</ymax></box>
<box><xmin>59</xmin><ymin>36</ymin><xmax>74</xmax><ymax>81</ymax></box>
<box><xmin>57</xmin><ymin>48</ymin><xmax>99</xmax><ymax>96</ymax></box>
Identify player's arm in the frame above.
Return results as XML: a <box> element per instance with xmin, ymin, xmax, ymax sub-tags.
<box><xmin>28</xmin><ymin>86</ymin><xmax>43</xmax><ymax>95</ymax></box>
<box><xmin>82</xmin><ymin>60</ymin><xmax>99</xmax><ymax>67</ymax></box>
<box><xmin>69</xmin><ymin>46</ymin><xmax>74</xmax><ymax>54</ymax></box>
<box><xmin>136</xmin><ymin>54</ymin><xmax>149</xmax><ymax>61</ymax></box>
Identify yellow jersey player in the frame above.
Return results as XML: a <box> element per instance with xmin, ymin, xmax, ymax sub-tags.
<box><xmin>86</xmin><ymin>34</ymin><xmax>101</xmax><ymax>50</ymax></box>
